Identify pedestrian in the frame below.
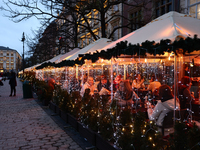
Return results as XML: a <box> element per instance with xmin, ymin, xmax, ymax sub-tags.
<box><xmin>0</xmin><ymin>75</ymin><xmax>3</xmax><ymax>97</ymax></box>
<box><xmin>9</xmin><ymin>70</ymin><xmax>17</xmax><ymax>96</ymax></box>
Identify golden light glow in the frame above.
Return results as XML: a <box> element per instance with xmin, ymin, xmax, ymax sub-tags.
<box><xmin>64</xmin><ymin>55</ymin><xmax>72</xmax><ymax>60</ymax></box>
<box><xmin>131</xmin><ymin>130</ymin><xmax>134</xmax><ymax>133</ymax></box>
<box><xmin>149</xmin><ymin>137</ymin><xmax>152</xmax><ymax>140</ymax></box>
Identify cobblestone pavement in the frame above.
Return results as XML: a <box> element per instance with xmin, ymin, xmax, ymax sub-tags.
<box><xmin>0</xmin><ymin>78</ymin><xmax>92</xmax><ymax>150</ymax></box>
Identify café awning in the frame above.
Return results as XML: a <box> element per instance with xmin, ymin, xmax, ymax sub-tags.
<box><xmin>55</xmin><ymin>48</ymin><xmax>80</xmax><ymax>63</ymax></box>
<box><xmin>102</xmin><ymin>11</ymin><xmax>200</xmax><ymax>50</ymax></box>
<box><xmin>69</xmin><ymin>38</ymin><xmax>112</xmax><ymax>60</ymax></box>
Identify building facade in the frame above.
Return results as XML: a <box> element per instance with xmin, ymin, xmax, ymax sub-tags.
<box><xmin>180</xmin><ymin>0</ymin><xmax>200</xmax><ymax>19</ymax></box>
<box><xmin>36</xmin><ymin>0</ymin><xmax>200</xmax><ymax>63</ymax></box>
<box><xmin>0</xmin><ymin>46</ymin><xmax>22</xmax><ymax>73</ymax></box>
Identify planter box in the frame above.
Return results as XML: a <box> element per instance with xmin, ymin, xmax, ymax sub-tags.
<box><xmin>95</xmin><ymin>133</ymin><xmax>119</xmax><ymax>150</ymax></box>
<box><xmin>55</xmin><ymin>105</ymin><xmax>61</xmax><ymax>116</ymax></box>
<box><xmin>78</xmin><ymin>122</ymin><xmax>96</xmax><ymax>146</ymax></box>
<box><xmin>49</xmin><ymin>102</ymin><xmax>56</xmax><ymax>113</ymax></box>
<box><xmin>60</xmin><ymin>110</ymin><xmax>68</xmax><ymax>123</ymax></box>
<box><xmin>42</xmin><ymin>99</ymin><xmax>50</xmax><ymax>106</ymax></box>
<box><xmin>67</xmin><ymin>113</ymin><xmax>78</xmax><ymax>130</ymax></box>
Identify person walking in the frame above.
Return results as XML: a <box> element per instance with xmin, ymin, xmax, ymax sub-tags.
<box><xmin>9</xmin><ymin>71</ymin><xmax>17</xmax><ymax>96</ymax></box>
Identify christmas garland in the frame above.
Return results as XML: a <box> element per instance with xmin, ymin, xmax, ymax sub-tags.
<box><xmin>36</xmin><ymin>35</ymin><xmax>200</xmax><ymax>70</ymax></box>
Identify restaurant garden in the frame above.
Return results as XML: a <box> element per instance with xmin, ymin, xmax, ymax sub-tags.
<box><xmin>21</xmin><ymin>12</ymin><xmax>200</xmax><ymax>150</ymax></box>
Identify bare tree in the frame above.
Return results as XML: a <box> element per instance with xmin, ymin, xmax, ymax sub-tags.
<box><xmin>1</xmin><ymin>0</ymin><xmax>152</xmax><ymax>39</ymax></box>
<box><xmin>1</xmin><ymin>0</ymin><xmax>152</xmax><ymax>65</ymax></box>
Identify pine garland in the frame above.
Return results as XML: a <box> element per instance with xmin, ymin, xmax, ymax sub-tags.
<box><xmin>35</xmin><ymin>35</ymin><xmax>200</xmax><ymax>70</ymax></box>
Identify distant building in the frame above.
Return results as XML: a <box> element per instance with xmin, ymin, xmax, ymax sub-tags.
<box><xmin>0</xmin><ymin>46</ymin><xmax>22</xmax><ymax>73</ymax></box>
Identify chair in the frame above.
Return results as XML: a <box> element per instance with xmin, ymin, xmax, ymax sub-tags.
<box><xmin>158</xmin><ymin>109</ymin><xmax>188</xmax><ymax>136</ymax></box>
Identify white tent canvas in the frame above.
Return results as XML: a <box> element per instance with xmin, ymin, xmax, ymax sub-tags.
<box><xmin>45</xmin><ymin>54</ymin><xmax>63</xmax><ymax>63</ymax></box>
<box><xmin>25</xmin><ymin>53</ymin><xmax>63</xmax><ymax>71</ymax></box>
<box><xmin>55</xmin><ymin>48</ymin><xmax>80</xmax><ymax>63</ymax></box>
<box><xmin>102</xmin><ymin>11</ymin><xmax>200</xmax><ymax>50</ymax></box>
<box><xmin>68</xmin><ymin>38</ymin><xmax>112</xmax><ymax>60</ymax></box>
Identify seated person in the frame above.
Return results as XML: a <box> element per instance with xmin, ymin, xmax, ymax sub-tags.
<box><xmin>191</xmin><ymin>77</ymin><xmax>199</xmax><ymax>98</ymax></box>
<box><xmin>113</xmin><ymin>74</ymin><xmax>122</xmax><ymax>91</ymax></box>
<box><xmin>80</xmin><ymin>74</ymin><xmax>88</xmax><ymax>88</ymax></box>
<box><xmin>132</xmin><ymin>74</ymin><xmax>145</xmax><ymax>89</ymax></box>
<box><xmin>146</xmin><ymin>85</ymin><xmax>180</xmax><ymax>126</ymax></box>
<box><xmin>126</xmin><ymin>75</ymin><xmax>133</xmax><ymax>86</ymax></box>
<box><xmin>48</xmin><ymin>75</ymin><xmax>56</xmax><ymax>91</ymax></box>
<box><xmin>113</xmin><ymin>80</ymin><xmax>140</xmax><ymax>107</ymax></box>
<box><xmin>97</xmin><ymin>74</ymin><xmax>111</xmax><ymax>95</ymax></box>
<box><xmin>80</xmin><ymin>76</ymin><xmax>97</xmax><ymax>97</ymax></box>
<box><xmin>177</xmin><ymin>76</ymin><xmax>195</xmax><ymax>109</ymax></box>
<box><xmin>148</xmin><ymin>74</ymin><xmax>161</xmax><ymax>93</ymax></box>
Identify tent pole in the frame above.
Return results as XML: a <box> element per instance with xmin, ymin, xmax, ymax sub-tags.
<box><xmin>124</xmin><ymin>64</ymin><xmax>126</xmax><ymax>80</ymax></box>
<box><xmin>76</xmin><ymin>65</ymin><xmax>78</xmax><ymax>79</ymax></box>
<box><xmin>111</xmin><ymin>58</ymin><xmax>114</xmax><ymax>102</ymax></box>
<box><xmin>174</xmin><ymin>53</ymin><xmax>176</xmax><ymax>125</ymax></box>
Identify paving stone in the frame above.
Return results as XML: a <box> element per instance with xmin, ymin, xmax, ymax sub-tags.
<box><xmin>47</xmin><ymin>147</ymin><xmax>57</xmax><ymax>150</ymax></box>
<box><xmin>0</xmin><ymin>78</ymin><xmax>92</xmax><ymax>150</ymax></box>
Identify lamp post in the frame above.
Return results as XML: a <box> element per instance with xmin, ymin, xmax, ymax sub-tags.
<box><xmin>21</xmin><ymin>32</ymin><xmax>25</xmax><ymax>74</ymax></box>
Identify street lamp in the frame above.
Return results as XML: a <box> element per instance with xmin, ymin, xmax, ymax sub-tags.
<box><xmin>21</xmin><ymin>32</ymin><xmax>25</xmax><ymax>74</ymax></box>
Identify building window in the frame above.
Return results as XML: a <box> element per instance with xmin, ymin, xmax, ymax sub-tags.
<box><xmin>188</xmin><ymin>0</ymin><xmax>200</xmax><ymax>19</ymax></box>
<box><xmin>155</xmin><ymin>0</ymin><xmax>172</xmax><ymax>18</ymax></box>
<box><xmin>7</xmin><ymin>53</ymin><xmax>9</xmax><ymax>56</ymax></box>
<box><xmin>111</xmin><ymin>21</ymin><xmax>120</xmax><ymax>41</ymax></box>
<box><xmin>0</xmin><ymin>63</ymin><xmax>3</xmax><ymax>69</ymax></box>
<box><xmin>112</xmin><ymin>4</ymin><xmax>119</xmax><ymax>14</ymax></box>
<box><xmin>93</xmin><ymin>11</ymin><xmax>99</xmax><ymax>25</ymax></box>
<box><xmin>11</xmin><ymin>53</ymin><xmax>14</xmax><ymax>56</ymax></box>
<box><xmin>6</xmin><ymin>63</ymin><xmax>9</xmax><ymax>68</ymax></box>
<box><xmin>129</xmin><ymin>10</ymin><xmax>142</xmax><ymax>32</ymax></box>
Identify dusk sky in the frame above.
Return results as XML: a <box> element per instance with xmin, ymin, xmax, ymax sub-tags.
<box><xmin>0</xmin><ymin>1</ymin><xmax>42</xmax><ymax>57</ymax></box>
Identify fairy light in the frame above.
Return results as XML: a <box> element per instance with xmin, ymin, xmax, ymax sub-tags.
<box><xmin>143</xmin><ymin>129</ymin><xmax>145</xmax><ymax>133</ymax></box>
<box><xmin>131</xmin><ymin>129</ymin><xmax>134</xmax><ymax>134</ymax></box>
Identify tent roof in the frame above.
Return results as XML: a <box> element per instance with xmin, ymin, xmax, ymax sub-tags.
<box><xmin>55</xmin><ymin>48</ymin><xmax>80</xmax><ymax>63</ymax></box>
<box><xmin>69</xmin><ymin>38</ymin><xmax>112</xmax><ymax>60</ymax></box>
<box><xmin>45</xmin><ymin>54</ymin><xmax>63</xmax><ymax>63</ymax></box>
<box><xmin>25</xmin><ymin>54</ymin><xmax>63</xmax><ymax>71</ymax></box>
<box><xmin>102</xmin><ymin>11</ymin><xmax>200</xmax><ymax>50</ymax></box>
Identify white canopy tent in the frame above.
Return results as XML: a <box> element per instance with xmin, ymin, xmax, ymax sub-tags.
<box><xmin>102</xmin><ymin>11</ymin><xmax>200</xmax><ymax>50</ymax></box>
<box><xmin>55</xmin><ymin>48</ymin><xmax>80</xmax><ymax>63</ymax></box>
<box><xmin>68</xmin><ymin>38</ymin><xmax>112</xmax><ymax>60</ymax></box>
<box><xmin>44</xmin><ymin>54</ymin><xmax>63</xmax><ymax>63</ymax></box>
